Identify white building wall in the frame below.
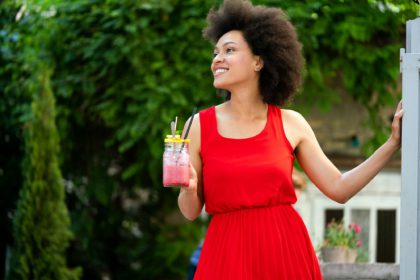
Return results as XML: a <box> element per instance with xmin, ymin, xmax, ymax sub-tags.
<box><xmin>295</xmin><ymin>171</ymin><xmax>401</xmax><ymax>263</ymax></box>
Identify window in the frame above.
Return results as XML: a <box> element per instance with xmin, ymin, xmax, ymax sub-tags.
<box><xmin>376</xmin><ymin>210</ymin><xmax>396</xmax><ymax>263</ymax></box>
<box><xmin>325</xmin><ymin>209</ymin><xmax>343</xmax><ymax>226</ymax></box>
<box><xmin>351</xmin><ymin>209</ymin><xmax>370</xmax><ymax>262</ymax></box>
<box><xmin>321</xmin><ymin>208</ymin><xmax>397</xmax><ymax>262</ymax></box>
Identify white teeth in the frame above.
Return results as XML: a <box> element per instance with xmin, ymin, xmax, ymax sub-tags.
<box><xmin>215</xmin><ymin>68</ymin><xmax>228</xmax><ymax>74</ymax></box>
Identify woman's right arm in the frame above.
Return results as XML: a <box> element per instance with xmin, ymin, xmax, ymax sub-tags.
<box><xmin>178</xmin><ymin>115</ymin><xmax>204</xmax><ymax>221</ymax></box>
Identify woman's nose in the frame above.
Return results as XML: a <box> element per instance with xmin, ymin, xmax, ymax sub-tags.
<box><xmin>213</xmin><ymin>53</ymin><xmax>224</xmax><ymax>63</ymax></box>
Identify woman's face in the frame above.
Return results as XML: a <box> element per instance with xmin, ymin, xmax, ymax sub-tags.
<box><xmin>211</xmin><ymin>30</ymin><xmax>262</xmax><ymax>91</ymax></box>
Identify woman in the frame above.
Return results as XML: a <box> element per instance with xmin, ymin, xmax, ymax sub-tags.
<box><xmin>178</xmin><ymin>0</ymin><xmax>403</xmax><ymax>279</ymax></box>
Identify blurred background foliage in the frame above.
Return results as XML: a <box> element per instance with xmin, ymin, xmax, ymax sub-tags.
<box><xmin>0</xmin><ymin>0</ymin><xmax>417</xmax><ymax>279</ymax></box>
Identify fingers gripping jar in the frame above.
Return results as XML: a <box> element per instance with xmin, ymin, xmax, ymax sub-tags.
<box><xmin>163</xmin><ymin>135</ymin><xmax>190</xmax><ymax>187</ymax></box>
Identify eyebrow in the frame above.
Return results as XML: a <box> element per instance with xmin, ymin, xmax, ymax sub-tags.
<box><xmin>214</xmin><ymin>41</ymin><xmax>238</xmax><ymax>50</ymax></box>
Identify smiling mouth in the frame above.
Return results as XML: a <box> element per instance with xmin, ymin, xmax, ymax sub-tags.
<box><xmin>214</xmin><ymin>68</ymin><xmax>228</xmax><ymax>76</ymax></box>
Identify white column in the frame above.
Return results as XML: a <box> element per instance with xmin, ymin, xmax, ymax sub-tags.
<box><xmin>400</xmin><ymin>17</ymin><xmax>420</xmax><ymax>280</ymax></box>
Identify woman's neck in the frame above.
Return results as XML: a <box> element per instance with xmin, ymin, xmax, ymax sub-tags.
<box><xmin>224</xmin><ymin>93</ymin><xmax>267</xmax><ymax>119</ymax></box>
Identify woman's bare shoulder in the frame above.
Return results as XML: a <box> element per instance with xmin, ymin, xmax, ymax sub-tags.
<box><xmin>280</xmin><ymin>108</ymin><xmax>308</xmax><ymax>126</ymax></box>
<box><xmin>280</xmin><ymin>108</ymin><xmax>315</xmax><ymax>147</ymax></box>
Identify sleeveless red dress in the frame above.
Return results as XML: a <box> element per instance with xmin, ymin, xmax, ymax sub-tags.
<box><xmin>193</xmin><ymin>105</ymin><xmax>322</xmax><ymax>280</ymax></box>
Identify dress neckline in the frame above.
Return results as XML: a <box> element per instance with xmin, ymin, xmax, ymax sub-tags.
<box><xmin>212</xmin><ymin>105</ymin><xmax>271</xmax><ymax>141</ymax></box>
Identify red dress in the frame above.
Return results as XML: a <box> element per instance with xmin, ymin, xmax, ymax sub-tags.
<box><xmin>193</xmin><ymin>105</ymin><xmax>322</xmax><ymax>280</ymax></box>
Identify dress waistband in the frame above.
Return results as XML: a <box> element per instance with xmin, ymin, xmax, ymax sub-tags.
<box><xmin>209</xmin><ymin>202</ymin><xmax>294</xmax><ymax>216</ymax></box>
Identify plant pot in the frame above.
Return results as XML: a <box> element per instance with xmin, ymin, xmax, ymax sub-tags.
<box><xmin>346</xmin><ymin>248</ymin><xmax>357</xmax><ymax>263</ymax></box>
<box><xmin>321</xmin><ymin>247</ymin><xmax>357</xmax><ymax>263</ymax></box>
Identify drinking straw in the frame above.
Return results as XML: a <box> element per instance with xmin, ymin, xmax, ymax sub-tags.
<box><xmin>175</xmin><ymin>107</ymin><xmax>197</xmax><ymax>164</ymax></box>
<box><xmin>171</xmin><ymin>121</ymin><xmax>175</xmax><ymax>137</ymax></box>
<box><xmin>183</xmin><ymin>107</ymin><xmax>197</xmax><ymax>141</ymax></box>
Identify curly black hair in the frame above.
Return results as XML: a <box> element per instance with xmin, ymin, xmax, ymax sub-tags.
<box><xmin>203</xmin><ymin>0</ymin><xmax>304</xmax><ymax>106</ymax></box>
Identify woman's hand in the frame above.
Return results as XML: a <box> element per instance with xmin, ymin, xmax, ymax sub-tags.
<box><xmin>180</xmin><ymin>163</ymin><xmax>198</xmax><ymax>194</ymax></box>
<box><xmin>178</xmin><ymin>162</ymin><xmax>203</xmax><ymax>221</ymax></box>
<box><xmin>388</xmin><ymin>100</ymin><xmax>403</xmax><ymax>149</ymax></box>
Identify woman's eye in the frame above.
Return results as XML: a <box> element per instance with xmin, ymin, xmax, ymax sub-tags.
<box><xmin>213</xmin><ymin>52</ymin><xmax>218</xmax><ymax>58</ymax></box>
<box><xmin>226</xmin><ymin>48</ymin><xmax>234</xmax><ymax>53</ymax></box>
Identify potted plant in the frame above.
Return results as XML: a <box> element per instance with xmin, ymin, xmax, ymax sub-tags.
<box><xmin>321</xmin><ymin>220</ymin><xmax>362</xmax><ymax>263</ymax></box>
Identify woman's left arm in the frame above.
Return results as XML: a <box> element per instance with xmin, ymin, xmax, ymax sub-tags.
<box><xmin>293</xmin><ymin>101</ymin><xmax>403</xmax><ymax>204</ymax></box>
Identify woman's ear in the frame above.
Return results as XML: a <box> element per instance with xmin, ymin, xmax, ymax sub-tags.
<box><xmin>254</xmin><ymin>56</ymin><xmax>264</xmax><ymax>71</ymax></box>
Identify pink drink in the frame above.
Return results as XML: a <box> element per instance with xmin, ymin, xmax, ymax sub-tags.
<box><xmin>163</xmin><ymin>136</ymin><xmax>190</xmax><ymax>187</ymax></box>
<box><xmin>163</xmin><ymin>164</ymin><xmax>189</xmax><ymax>187</ymax></box>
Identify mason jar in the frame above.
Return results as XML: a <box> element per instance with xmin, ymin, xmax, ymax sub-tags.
<box><xmin>163</xmin><ymin>135</ymin><xmax>190</xmax><ymax>187</ymax></box>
